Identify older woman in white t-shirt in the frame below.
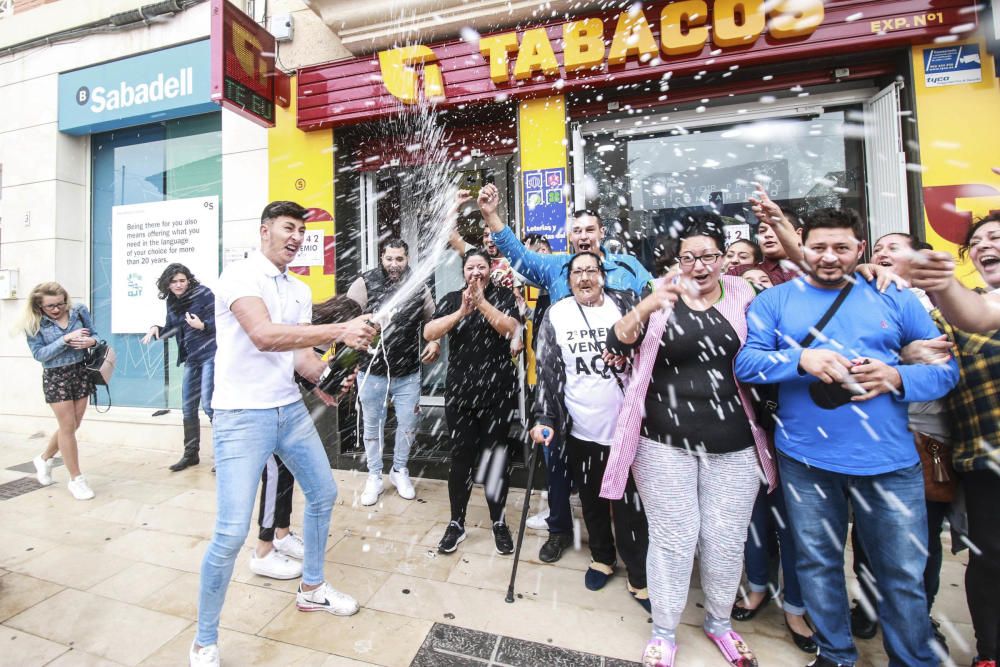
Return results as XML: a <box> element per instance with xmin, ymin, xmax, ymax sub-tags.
<box><xmin>529</xmin><ymin>251</ymin><xmax>649</xmax><ymax>607</ymax></box>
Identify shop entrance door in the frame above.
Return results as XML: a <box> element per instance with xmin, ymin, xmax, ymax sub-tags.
<box><xmin>356</xmin><ymin>152</ymin><xmax>524</xmax><ymax>469</ymax></box>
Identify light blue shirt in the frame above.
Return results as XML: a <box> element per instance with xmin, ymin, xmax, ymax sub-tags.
<box><xmin>492</xmin><ymin>226</ymin><xmax>652</xmax><ymax>301</ymax></box>
<box><xmin>27</xmin><ymin>304</ymin><xmax>96</xmax><ymax>369</ymax></box>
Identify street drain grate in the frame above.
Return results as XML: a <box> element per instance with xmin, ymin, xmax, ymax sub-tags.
<box><xmin>410</xmin><ymin>623</ymin><xmax>640</xmax><ymax>667</ymax></box>
<box><xmin>0</xmin><ymin>476</ymin><xmax>44</xmax><ymax>500</ymax></box>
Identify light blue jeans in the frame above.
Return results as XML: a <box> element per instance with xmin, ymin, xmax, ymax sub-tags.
<box><xmin>357</xmin><ymin>371</ymin><xmax>421</xmax><ymax>475</ymax></box>
<box><xmin>195</xmin><ymin>400</ymin><xmax>336</xmax><ymax>647</ymax></box>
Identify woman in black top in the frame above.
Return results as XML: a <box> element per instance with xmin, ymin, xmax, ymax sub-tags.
<box><xmin>423</xmin><ymin>249</ymin><xmax>521</xmax><ymax>556</ymax></box>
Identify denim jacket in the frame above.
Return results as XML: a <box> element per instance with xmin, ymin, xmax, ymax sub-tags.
<box><xmin>26</xmin><ymin>304</ymin><xmax>97</xmax><ymax>369</ymax></box>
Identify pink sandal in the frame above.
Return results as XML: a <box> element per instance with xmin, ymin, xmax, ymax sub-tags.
<box><xmin>642</xmin><ymin>638</ymin><xmax>677</xmax><ymax>667</ymax></box>
<box><xmin>704</xmin><ymin>629</ymin><xmax>758</xmax><ymax>667</ymax></box>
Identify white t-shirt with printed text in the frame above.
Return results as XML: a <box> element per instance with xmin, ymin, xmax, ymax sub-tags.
<box><xmin>548</xmin><ymin>296</ymin><xmax>625</xmax><ymax>446</ymax></box>
<box><xmin>212</xmin><ymin>251</ymin><xmax>313</xmax><ymax>410</ymax></box>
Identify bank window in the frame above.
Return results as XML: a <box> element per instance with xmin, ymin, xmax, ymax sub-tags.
<box><xmin>581</xmin><ymin>109</ymin><xmax>865</xmax><ymax>273</ymax></box>
<box><xmin>90</xmin><ymin>113</ymin><xmax>221</xmax><ymax>409</ymax></box>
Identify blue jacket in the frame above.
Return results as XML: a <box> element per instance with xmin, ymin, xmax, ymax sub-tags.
<box><xmin>492</xmin><ymin>226</ymin><xmax>652</xmax><ymax>301</ymax></box>
<box><xmin>27</xmin><ymin>304</ymin><xmax>97</xmax><ymax>369</ymax></box>
<box><xmin>734</xmin><ymin>276</ymin><xmax>959</xmax><ymax>475</ymax></box>
<box><xmin>160</xmin><ymin>285</ymin><xmax>217</xmax><ymax>365</ymax></box>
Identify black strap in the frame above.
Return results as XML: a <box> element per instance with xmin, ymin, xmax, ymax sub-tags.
<box><xmin>799</xmin><ymin>282</ymin><xmax>853</xmax><ymax>348</ymax></box>
<box><xmin>575</xmin><ymin>300</ymin><xmax>627</xmax><ymax>394</ymax></box>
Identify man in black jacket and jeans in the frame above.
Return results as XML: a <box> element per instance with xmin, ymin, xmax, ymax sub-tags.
<box><xmin>347</xmin><ymin>239</ymin><xmax>440</xmax><ymax>506</ymax></box>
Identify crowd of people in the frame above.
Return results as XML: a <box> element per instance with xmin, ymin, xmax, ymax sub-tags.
<box><xmin>16</xmin><ymin>187</ymin><xmax>1000</xmax><ymax>667</ymax></box>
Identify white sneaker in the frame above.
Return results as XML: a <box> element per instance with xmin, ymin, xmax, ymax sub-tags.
<box><xmin>360</xmin><ymin>474</ymin><xmax>383</xmax><ymax>506</ymax></box>
<box><xmin>67</xmin><ymin>475</ymin><xmax>95</xmax><ymax>500</ymax></box>
<box><xmin>249</xmin><ymin>548</ymin><xmax>302</xmax><ymax>580</ymax></box>
<box><xmin>33</xmin><ymin>455</ymin><xmax>54</xmax><ymax>486</ymax></box>
<box><xmin>296</xmin><ymin>581</ymin><xmax>359</xmax><ymax>616</ymax></box>
<box><xmin>189</xmin><ymin>641</ymin><xmax>220</xmax><ymax>667</ymax></box>
<box><xmin>273</xmin><ymin>531</ymin><xmax>305</xmax><ymax>560</ymax></box>
<box><xmin>389</xmin><ymin>467</ymin><xmax>416</xmax><ymax>500</ymax></box>
<box><xmin>526</xmin><ymin>507</ymin><xmax>550</xmax><ymax>531</ymax></box>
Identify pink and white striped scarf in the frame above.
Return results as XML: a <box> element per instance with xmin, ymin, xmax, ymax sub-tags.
<box><xmin>599</xmin><ymin>274</ymin><xmax>777</xmax><ymax>500</ymax></box>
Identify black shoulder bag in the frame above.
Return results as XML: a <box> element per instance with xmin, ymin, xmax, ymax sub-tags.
<box><xmin>753</xmin><ymin>282</ymin><xmax>853</xmax><ymax>430</ymax></box>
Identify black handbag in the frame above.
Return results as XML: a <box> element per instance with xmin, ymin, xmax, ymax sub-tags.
<box><xmin>753</xmin><ymin>282</ymin><xmax>853</xmax><ymax>430</ymax></box>
<box><xmin>83</xmin><ymin>340</ymin><xmax>116</xmax><ymax>412</ymax></box>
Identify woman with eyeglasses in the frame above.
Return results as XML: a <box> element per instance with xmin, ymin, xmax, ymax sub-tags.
<box><xmin>18</xmin><ymin>282</ymin><xmax>99</xmax><ymax>500</ymax></box>
<box><xmin>529</xmin><ymin>252</ymin><xmax>649</xmax><ymax>605</ymax></box>
<box><xmin>601</xmin><ymin>212</ymin><xmax>776</xmax><ymax>667</ymax></box>
<box><xmin>141</xmin><ymin>264</ymin><xmax>217</xmax><ymax>472</ymax></box>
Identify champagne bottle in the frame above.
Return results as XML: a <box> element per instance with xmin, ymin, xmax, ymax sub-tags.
<box><xmin>316</xmin><ymin>334</ymin><xmax>380</xmax><ymax>394</ymax></box>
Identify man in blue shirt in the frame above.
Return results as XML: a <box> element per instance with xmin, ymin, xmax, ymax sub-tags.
<box><xmin>476</xmin><ymin>185</ymin><xmax>652</xmax><ymax>602</ymax></box>
<box><xmin>735</xmin><ymin>208</ymin><xmax>958</xmax><ymax>667</ymax></box>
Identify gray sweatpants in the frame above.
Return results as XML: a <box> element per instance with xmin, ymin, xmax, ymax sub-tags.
<box><xmin>632</xmin><ymin>438</ymin><xmax>760</xmax><ymax>630</ymax></box>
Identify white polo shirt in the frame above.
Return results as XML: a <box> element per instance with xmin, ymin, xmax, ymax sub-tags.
<box><xmin>211</xmin><ymin>251</ymin><xmax>313</xmax><ymax>410</ymax></box>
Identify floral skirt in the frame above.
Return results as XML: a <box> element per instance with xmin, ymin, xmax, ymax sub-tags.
<box><xmin>42</xmin><ymin>362</ymin><xmax>94</xmax><ymax>404</ymax></box>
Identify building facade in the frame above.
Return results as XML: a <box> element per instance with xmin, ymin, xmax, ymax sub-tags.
<box><xmin>1</xmin><ymin>0</ymin><xmax>999</xmax><ymax>465</ymax></box>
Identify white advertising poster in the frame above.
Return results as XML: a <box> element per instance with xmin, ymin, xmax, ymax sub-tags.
<box><xmin>289</xmin><ymin>230</ymin><xmax>324</xmax><ymax>268</ymax></box>
<box><xmin>111</xmin><ymin>196</ymin><xmax>220</xmax><ymax>334</ymax></box>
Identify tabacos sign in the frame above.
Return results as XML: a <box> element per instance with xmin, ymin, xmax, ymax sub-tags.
<box><xmin>378</xmin><ymin>0</ymin><xmax>824</xmax><ymax>104</ymax></box>
<box><xmin>59</xmin><ymin>40</ymin><xmax>216</xmax><ymax>135</ymax></box>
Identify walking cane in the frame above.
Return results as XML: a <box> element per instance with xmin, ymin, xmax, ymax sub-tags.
<box><xmin>505</xmin><ymin>428</ymin><xmax>548</xmax><ymax>603</ymax></box>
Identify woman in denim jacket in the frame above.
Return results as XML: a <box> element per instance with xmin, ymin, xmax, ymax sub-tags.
<box><xmin>19</xmin><ymin>282</ymin><xmax>98</xmax><ymax>500</ymax></box>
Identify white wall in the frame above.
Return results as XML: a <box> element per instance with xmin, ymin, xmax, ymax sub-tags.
<box><xmin>0</xmin><ymin>1</ymin><xmax>267</xmax><ymax>450</ymax></box>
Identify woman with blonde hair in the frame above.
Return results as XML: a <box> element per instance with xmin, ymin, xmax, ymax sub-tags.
<box><xmin>19</xmin><ymin>282</ymin><xmax>98</xmax><ymax>499</ymax></box>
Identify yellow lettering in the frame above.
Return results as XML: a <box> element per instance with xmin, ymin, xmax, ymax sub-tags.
<box><xmin>914</xmin><ymin>14</ymin><xmax>927</xmax><ymax>27</ymax></box>
<box><xmin>479</xmin><ymin>33</ymin><xmax>520</xmax><ymax>83</ymax></box>
<box><xmin>713</xmin><ymin>0</ymin><xmax>765</xmax><ymax>48</ymax></box>
<box><xmin>378</xmin><ymin>45</ymin><xmax>442</xmax><ymax>105</ymax></box>
<box><xmin>768</xmin><ymin>0</ymin><xmax>824</xmax><ymax>39</ymax></box>
<box><xmin>232</xmin><ymin>22</ymin><xmax>266</xmax><ymax>86</ymax></box>
<box><xmin>513</xmin><ymin>28</ymin><xmax>560</xmax><ymax>80</ymax></box>
<box><xmin>660</xmin><ymin>0</ymin><xmax>709</xmax><ymax>56</ymax></box>
<box><xmin>608</xmin><ymin>8</ymin><xmax>659</xmax><ymax>65</ymax></box>
<box><xmin>562</xmin><ymin>18</ymin><xmax>606</xmax><ymax>73</ymax></box>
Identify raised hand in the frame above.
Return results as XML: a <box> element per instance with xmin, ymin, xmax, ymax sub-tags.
<box><xmin>748</xmin><ymin>183</ymin><xmax>784</xmax><ymax>226</ymax></box>
<box><xmin>478</xmin><ymin>183</ymin><xmax>500</xmax><ymax>217</ymax></box>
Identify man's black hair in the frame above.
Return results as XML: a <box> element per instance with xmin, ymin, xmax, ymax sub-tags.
<box><xmin>261</xmin><ymin>201</ymin><xmax>309</xmax><ymax>225</ymax></box>
<box><xmin>380</xmin><ymin>237</ymin><xmax>409</xmax><ymax>256</ymax></box>
<box><xmin>573</xmin><ymin>209</ymin><xmax>603</xmax><ymax>223</ymax></box>
<box><xmin>801</xmin><ymin>208</ymin><xmax>865</xmax><ymax>243</ymax></box>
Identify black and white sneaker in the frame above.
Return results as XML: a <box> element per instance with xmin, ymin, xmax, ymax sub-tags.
<box><xmin>438</xmin><ymin>521</ymin><xmax>466</xmax><ymax>554</ymax></box>
<box><xmin>492</xmin><ymin>521</ymin><xmax>514</xmax><ymax>555</ymax></box>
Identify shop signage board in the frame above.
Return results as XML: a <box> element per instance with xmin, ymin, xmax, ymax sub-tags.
<box><xmin>289</xmin><ymin>230</ymin><xmax>325</xmax><ymax>267</ymax></box>
<box><xmin>523</xmin><ymin>168</ymin><xmax>569</xmax><ymax>252</ymax></box>
<box><xmin>923</xmin><ymin>44</ymin><xmax>983</xmax><ymax>87</ymax></box>
<box><xmin>58</xmin><ymin>41</ymin><xmax>214</xmax><ymax>135</ymax></box>
<box><xmin>210</xmin><ymin>0</ymin><xmax>277</xmax><ymax>127</ymax></box>
<box><xmin>110</xmin><ymin>196</ymin><xmax>220</xmax><ymax>334</ymax></box>
<box><xmin>298</xmin><ymin>0</ymin><xmax>979</xmax><ymax>130</ymax></box>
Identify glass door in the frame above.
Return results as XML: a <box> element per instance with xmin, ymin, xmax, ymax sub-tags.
<box><xmin>359</xmin><ymin>153</ymin><xmax>520</xmax><ymax>405</ymax></box>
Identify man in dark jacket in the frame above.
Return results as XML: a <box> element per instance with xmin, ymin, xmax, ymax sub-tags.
<box><xmin>346</xmin><ymin>238</ymin><xmax>439</xmax><ymax>505</ymax></box>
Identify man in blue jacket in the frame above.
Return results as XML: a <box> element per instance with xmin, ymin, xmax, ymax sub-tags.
<box><xmin>735</xmin><ymin>208</ymin><xmax>959</xmax><ymax>667</ymax></box>
<box><xmin>477</xmin><ymin>184</ymin><xmax>652</xmax><ymax>586</ymax></box>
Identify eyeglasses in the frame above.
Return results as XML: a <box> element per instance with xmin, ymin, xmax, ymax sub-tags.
<box><xmin>570</xmin><ymin>267</ymin><xmax>601</xmax><ymax>278</ymax></box>
<box><xmin>677</xmin><ymin>252</ymin><xmax>723</xmax><ymax>267</ymax></box>
<box><xmin>41</xmin><ymin>302</ymin><xmax>67</xmax><ymax>311</ymax></box>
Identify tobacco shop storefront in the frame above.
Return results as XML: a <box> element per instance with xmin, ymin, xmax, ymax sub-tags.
<box><xmin>284</xmin><ymin>0</ymin><xmax>993</xmax><ymax>469</ymax></box>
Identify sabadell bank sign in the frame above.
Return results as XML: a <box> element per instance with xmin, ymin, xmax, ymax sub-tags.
<box><xmin>58</xmin><ymin>40</ymin><xmax>216</xmax><ymax>135</ymax></box>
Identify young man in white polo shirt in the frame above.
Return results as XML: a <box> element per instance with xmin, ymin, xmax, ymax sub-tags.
<box><xmin>190</xmin><ymin>201</ymin><xmax>376</xmax><ymax>667</ymax></box>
